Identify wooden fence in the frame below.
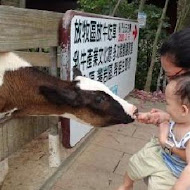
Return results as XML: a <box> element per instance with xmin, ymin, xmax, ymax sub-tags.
<box><xmin>0</xmin><ymin>5</ymin><xmax>65</xmax><ymax>161</ymax></box>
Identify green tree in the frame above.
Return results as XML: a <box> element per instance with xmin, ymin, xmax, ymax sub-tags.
<box><xmin>78</xmin><ymin>0</ymin><xmax>170</xmax><ymax>91</ymax></box>
<box><xmin>138</xmin><ymin>0</ymin><xmax>146</xmax><ymax>12</ymax></box>
<box><xmin>144</xmin><ymin>0</ymin><xmax>170</xmax><ymax>92</ymax></box>
<box><xmin>78</xmin><ymin>0</ymin><xmax>118</xmax><ymax>15</ymax></box>
<box><xmin>176</xmin><ymin>0</ymin><xmax>190</xmax><ymax>31</ymax></box>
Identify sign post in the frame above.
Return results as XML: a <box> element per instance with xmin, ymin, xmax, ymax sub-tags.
<box><xmin>60</xmin><ymin>10</ymin><xmax>139</xmax><ymax>148</ymax></box>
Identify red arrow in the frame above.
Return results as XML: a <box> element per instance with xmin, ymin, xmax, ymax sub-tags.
<box><xmin>132</xmin><ymin>25</ymin><xmax>138</xmax><ymax>41</ymax></box>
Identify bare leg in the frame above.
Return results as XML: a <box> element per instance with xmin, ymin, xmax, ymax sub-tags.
<box><xmin>117</xmin><ymin>173</ymin><xmax>134</xmax><ymax>190</ymax></box>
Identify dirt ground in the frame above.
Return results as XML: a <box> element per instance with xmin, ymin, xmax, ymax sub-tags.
<box><xmin>2</xmin><ymin>96</ymin><xmax>166</xmax><ymax>190</ymax></box>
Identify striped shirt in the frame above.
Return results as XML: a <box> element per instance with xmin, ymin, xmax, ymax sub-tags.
<box><xmin>162</xmin><ymin>121</ymin><xmax>190</xmax><ymax>177</ymax></box>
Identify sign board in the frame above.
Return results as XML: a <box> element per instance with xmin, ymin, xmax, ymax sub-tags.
<box><xmin>60</xmin><ymin>11</ymin><xmax>139</xmax><ymax>147</ymax></box>
<box><xmin>138</xmin><ymin>12</ymin><xmax>147</xmax><ymax>28</ymax></box>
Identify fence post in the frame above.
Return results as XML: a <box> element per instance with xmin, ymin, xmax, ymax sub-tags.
<box><xmin>0</xmin><ymin>158</ymin><xmax>8</xmax><ymax>189</ymax></box>
<box><xmin>19</xmin><ymin>0</ymin><xmax>26</xmax><ymax>8</ymax></box>
<box><xmin>48</xmin><ymin>47</ymin><xmax>61</xmax><ymax>167</ymax></box>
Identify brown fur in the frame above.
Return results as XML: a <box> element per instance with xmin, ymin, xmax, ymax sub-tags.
<box><xmin>0</xmin><ymin>67</ymin><xmax>134</xmax><ymax>127</ymax></box>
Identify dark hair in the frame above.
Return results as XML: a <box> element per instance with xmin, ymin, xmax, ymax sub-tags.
<box><xmin>160</xmin><ymin>27</ymin><xmax>190</xmax><ymax>69</ymax></box>
<box><xmin>173</xmin><ymin>72</ymin><xmax>190</xmax><ymax>105</ymax></box>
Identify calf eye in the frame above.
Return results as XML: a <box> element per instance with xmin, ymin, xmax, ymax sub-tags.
<box><xmin>95</xmin><ymin>96</ymin><xmax>105</xmax><ymax>104</ymax></box>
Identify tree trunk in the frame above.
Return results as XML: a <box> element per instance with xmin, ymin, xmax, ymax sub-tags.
<box><xmin>156</xmin><ymin>66</ymin><xmax>163</xmax><ymax>91</ymax></box>
<box><xmin>163</xmin><ymin>74</ymin><xmax>167</xmax><ymax>92</ymax></box>
<box><xmin>138</xmin><ymin>0</ymin><xmax>146</xmax><ymax>12</ymax></box>
<box><xmin>144</xmin><ymin>0</ymin><xmax>170</xmax><ymax>92</ymax></box>
<box><xmin>160</xmin><ymin>0</ymin><xmax>189</xmax><ymax>92</ymax></box>
<box><xmin>176</xmin><ymin>0</ymin><xmax>190</xmax><ymax>31</ymax></box>
<box><xmin>111</xmin><ymin>0</ymin><xmax>123</xmax><ymax>16</ymax></box>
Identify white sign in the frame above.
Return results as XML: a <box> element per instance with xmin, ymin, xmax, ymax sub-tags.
<box><xmin>69</xmin><ymin>15</ymin><xmax>139</xmax><ymax>147</ymax></box>
<box><xmin>70</xmin><ymin>15</ymin><xmax>139</xmax><ymax>97</ymax></box>
<box><xmin>138</xmin><ymin>12</ymin><xmax>147</xmax><ymax>28</ymax></box>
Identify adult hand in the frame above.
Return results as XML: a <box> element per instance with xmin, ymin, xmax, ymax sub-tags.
<box><xmin>137</xmin><ymin>108</ymin><xmax>170</xmax><ymax>125</ymax></box>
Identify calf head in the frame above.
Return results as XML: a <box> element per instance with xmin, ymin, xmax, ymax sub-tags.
<box><xmin>40</xmin><ymin>76</ymin><xmax>137</xmax><ymax>127</ymax></box>
<box><xmin>0</xmin><ymin>52</ymin><xmax>137</xmax><ymax>127</ymax></box>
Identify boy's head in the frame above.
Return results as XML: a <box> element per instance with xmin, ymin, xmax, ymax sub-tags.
<box><xmin>165</xmin><ymin>72</ymin><xmax>190</xmax><ymax>123</ymax></box>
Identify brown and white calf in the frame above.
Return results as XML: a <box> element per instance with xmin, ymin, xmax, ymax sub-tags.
<box><xmin>0</xmin><ymin>52</ymin><xmax>137</xmax><ymax>127</ymax></box>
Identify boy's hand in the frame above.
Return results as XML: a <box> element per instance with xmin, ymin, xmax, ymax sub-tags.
<box><xmin>137</xmin><ymin>109</ymin><xmax>170</xmax><ymax>125</ymax></box>
<box><xmin>137</xmin><ymin>111</ymin><xmax>159</xmax><ymax>124</ymax></box>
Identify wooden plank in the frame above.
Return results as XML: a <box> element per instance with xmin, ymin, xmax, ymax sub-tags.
<box><xmin>0</xmin><ymin>127</ymin><xmax>3</xmax><ymax>160</ymax></box>
<box><xmin>19</xmin><ymin>0</ymin><xmax>25</xmax><ymax>8</ymax></box>
<box><xmin>49</xmin><ymin>47</ymin><xmax>58</xmax><ymax>76</ymax></box>
<box><xmin>0</xmin><ymin>6</ymin><xmax>63</xmax><ymax>51</ymax></box>
<box><xmin>15</xmin><ymin>51</ymin><xmax>61</xmax><ymax>67</ymax></box>
<box><xmin>2</xmin><ymin>125</ymin><xmax>8</xmax><ymax>160</ymax></box>
<box><xmin>15</xmin><ymin>51</ymin><xmax>51</xmax><ymax>67</ymax></box>
<box><xmin>1</xmin><ymin>0</ymin><xmax>20</xmax><ymax>7</ymax></box>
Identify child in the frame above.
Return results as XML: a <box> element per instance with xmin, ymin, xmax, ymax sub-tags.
<box><xmin>117</xmin><ymin>73</ymin><xmax>190</xmax><ymax>190</ymax></box>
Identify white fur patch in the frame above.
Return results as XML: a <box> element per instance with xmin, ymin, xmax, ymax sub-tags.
<box><xmin>0</xmin><ymin>52</ymin><xmax>31</xmax><ymax>86</ymax></box>
<box><xmin>75</xmin><ymin>76</ymin><xmax>136</xmax><ymax>118</ymax></box>
<box><xmin>0</xmin><ymin>108</ymin><xmax>18</xmax><ymax>123</ymax></box>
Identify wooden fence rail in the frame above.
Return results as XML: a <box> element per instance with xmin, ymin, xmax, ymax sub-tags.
<box><xmin>0</xmin><ymin>5</ymin><xmax>63</xmax><ymax>51</ymax></box>
<box><xmin>0</xmin><ymin>5</ymin><xmax>64</xmax><ymax>161</ymax></box>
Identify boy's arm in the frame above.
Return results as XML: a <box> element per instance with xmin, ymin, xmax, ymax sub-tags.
<box><xmin>158</xmin><ymin>121</ymin><xmax>170</xmax><ymax>147</ymax></box>
<box><xmin>171</xmin><ymin>147</ymin><xmax>186</xmax><ymax>161</ymax></box>
<box><xmin>171</xmin><ymin>141</ymin><xmax>190</xmax><ymax>190</ymax></box>
<box><xmin>137</xmin><ymin>109</ymin><xmax>170</xmax><ymax>125</ymax></box>
<box><xmin>158</xmin><ymin>122</ymin><xmax>186</xmax><ymax>161</ymax></box>
<box><xmin>158</xmin><ymin>122</ymin><xmax>187</xmax><ymax>161</ymax></box>
<box><xmin>137</xmin><ymin>112</ymin><xmax>187</xmax><ymax>160</ymax></box>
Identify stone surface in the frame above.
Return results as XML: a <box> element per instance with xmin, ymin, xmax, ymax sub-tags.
<box><xmin>76</xmin><ymin>143</ymin><xmax>123</xmax><ymax>172</ymax></box>
<box><xmin>92</xmin><ymin>130</ymin><xmax>147</xmax><ymax>154</ymax></box>
<box><xmin>2</xmin><ymin>97</ymin><xmax>166</xmax><ymax>190</ymax></box>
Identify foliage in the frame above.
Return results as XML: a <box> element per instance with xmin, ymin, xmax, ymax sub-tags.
<box><xmin>176</xmin><ymin>0</ymin><xmax>190</xmax><ymax>31</ymax></box>
<box><xmin>78</xmin><ymin>0</ymin><xmax>117</xmax><ymax>15</ymax></box>
<box><xmin>130</xmin><ymin>89</ymin><xmax>165</xmax><ymax>103</ymax></box>
<box><xmin>77</xmin><ymin>0</ymin><xmax>170</xmax><ymax>91</ymax></box>
<box><xmin>136</xmin><ymin>5</ymin><xmax>169</xmax><ymax>91</ymax></box>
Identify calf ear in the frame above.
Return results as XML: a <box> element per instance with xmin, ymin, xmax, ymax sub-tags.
<box><xmin>39</xmin><ymin>86</ymin><xmax>79</xmax><ymax>106</ymax></box>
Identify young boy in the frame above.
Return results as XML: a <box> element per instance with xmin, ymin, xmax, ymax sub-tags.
<box><xmin>117</xmin><ymin>73</ymin><xmax>190</xmax><ymax>190</ymax></box>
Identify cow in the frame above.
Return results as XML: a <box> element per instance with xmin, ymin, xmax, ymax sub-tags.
<box><xmin>0</xmin><ymin>52</ymin><xmax>138</xmax><ymax>127</ymax></box>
